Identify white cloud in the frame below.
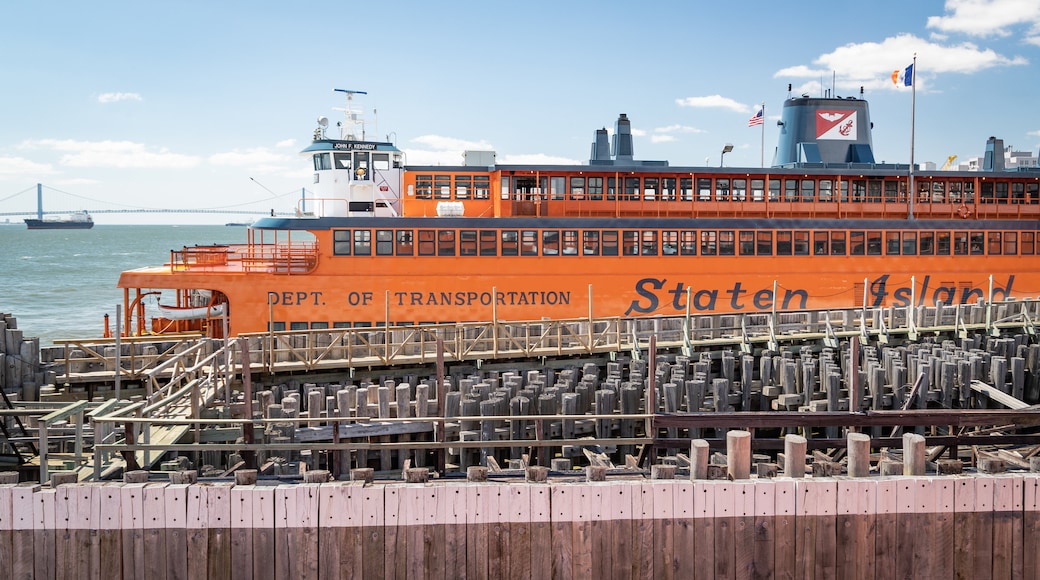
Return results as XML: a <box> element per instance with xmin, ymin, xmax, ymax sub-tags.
<box><xmin>410</xmin><ymin>134</ymin><xmax>493</xmax><ymax>151</ymax></box>
<box><xmin>650</xmin><ymin>135</ymin><xmax>677</xmax><ymax>144</ymax></box>
<box><xmin>209</xmin><ymin>148</ymin><xmax>291</xmax><ymax>168</ymax></box>
<box><xmin>275</xmin><ymin>139</ymin><xmax>296</xmax><ymax>148</ymax></box>
<box><xmin>0</xmin><ymin>155</ymin><xmax>53</xmax><ymax>176</ymax></box>
<box><xmin>774</xmin><ymin>65</ymin><xmax>826</xmax><ymax>79</ymax></box>
<box><xmin>54</xmin><ymin>177</ymin><xmax>99</xmax><ymax>186</ymax></box>
<box><xmin>498</xmin><ymin>153</ymin><xmax>582</xmax><ymax>165</ymax></box>
<box><xmin>926</xmin><ymin>0</ymin><xmax>1040</xmax><ymax>37</ymax></box>
<box><xmin>1028</xmin><ymin>130</ymin><xmax>1040</xmax><ymax>136</ymax></box>
<box><xmin>675</xmin><ymin>95</ymin><xmax>751</xmax><ymax>114</ymax></box>
<box><xmin>22</xmin><ymin>139</ymin><xmax>200</xmax><ymax>169</ymax></box>
<box><xmin>777</xmin><ymin>33</ymin><xmax>1028</xmax><ymax>92</ymax></box>
<box><xmin>630</xmin><ymin>128</ymin><xmax>647</xmax><ymax>137</ymax></box>
<box><xmin>1027</xmin><ymin>36</ymin><xmax>1040</xmax><ymax>47</ymax></box>
<box><xmin>97</xmin><ymin>92</ymin><xmax>142</xmax><ymax>104</ymax></box>
<box><xmin>654</xmin><ymin>124</ymin><xmax>705</xmax><ymax>135</ymax></box>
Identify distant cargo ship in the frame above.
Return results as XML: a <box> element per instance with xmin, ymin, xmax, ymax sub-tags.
<box><xmin>24</xmin><ymin>211</ymin><xmax>94</xmax><ymax>230</ymax></box>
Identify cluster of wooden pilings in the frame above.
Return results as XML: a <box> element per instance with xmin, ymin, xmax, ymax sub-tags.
<box><xmin>0</xmin><ymin>313</ymin><xmax>45</xmax><ymax>401</ymax></box>
<box><xmin>222</xmin><ymin>331</ymin><xmax>1040</xmax><ymax>477</ymax></box>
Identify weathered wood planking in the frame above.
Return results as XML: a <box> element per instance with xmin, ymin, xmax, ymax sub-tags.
<box><xmin>836</xmin><ymin>479</ymin><xmax>876</xmax><ymax>580</ymax></box>
<box><xmin>252</xmin><ymin>485</ymin><xmax>276</xmax><ymax>580</ymax></box>
<box><xmin>275</xmin><ymin>483</ymin><xmax>319</xmax><ymax>580</ymax></box>
<box><xmin>98</xmin><ymin>483</ymin><xmax>123</xmax><ymax>580</ymax></box>
<box><xmin>230</xmin><ymin>484</ymin><xmax>255</xmax><ymax>580</ymax></box>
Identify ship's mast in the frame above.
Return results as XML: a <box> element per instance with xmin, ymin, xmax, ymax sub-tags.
<box><xmin>333</xmin><ymin>88</ymin><xmax>367</xmax><ymax>141</ymax></box>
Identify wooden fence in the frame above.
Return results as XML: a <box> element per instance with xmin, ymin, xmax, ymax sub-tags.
<box><xmin>2</xmin><ymin>474</ymin><xmax>1038</xmax><ymax>579</ymax></box>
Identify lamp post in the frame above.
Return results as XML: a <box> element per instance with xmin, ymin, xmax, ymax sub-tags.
<box><xmin>720</xmin><ymin>143</ymin><xmax>733</xmax><ymax>167</ymax></box>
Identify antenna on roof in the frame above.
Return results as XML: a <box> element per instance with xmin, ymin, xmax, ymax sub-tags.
<box><xmin>332</xmin><ymin>89</ymin><xmax>368</xmax><ymax>141</ymax></box>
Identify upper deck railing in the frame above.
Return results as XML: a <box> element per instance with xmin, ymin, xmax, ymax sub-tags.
<box><xmin>169</xmin><ymin>242</ymin><xmax>319</xmax><ymax>274</ymax></box>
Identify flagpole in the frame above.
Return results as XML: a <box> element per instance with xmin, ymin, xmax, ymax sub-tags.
<box><xmin>909</xmin><ymin>54</ymin><xmax>917</xmax><ymax>219</ymax></box>
<box><xmin>760</xmin><ymin>102</ymin><xmax>765</xmax><ymax>167</ymax></box>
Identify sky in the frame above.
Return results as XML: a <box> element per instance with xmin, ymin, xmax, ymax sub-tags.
<box><xmin>0</xmin><ymin>0</ymin><xmax>1038</xmax><ymax>224</ymax></box>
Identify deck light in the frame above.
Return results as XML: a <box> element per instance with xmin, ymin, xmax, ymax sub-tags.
<box><xmin>720</xmin><ymin>144</ymin><xmax>733</xmax><ymax>167</ymax></box>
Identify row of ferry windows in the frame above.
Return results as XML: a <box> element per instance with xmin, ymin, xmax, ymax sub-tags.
<box><xmin>333</xmin><ymin>229</ymin><xmax>1040</xmax><ymax>257</ymax></box>
<box><xmin>413</xmin><ymin>174</ymin><xmax>1040</xmax><ymax>204</ymax></box>
<box><xmin>268</xmin><ymin>321</ymin><xmax>430</xmax><ymax>332</ymax></box>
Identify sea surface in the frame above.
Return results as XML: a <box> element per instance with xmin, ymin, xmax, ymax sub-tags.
<box><xmin>0</xmin><ymin>224</ymin><xmax>245</xmax><ymax>345</ymax></box>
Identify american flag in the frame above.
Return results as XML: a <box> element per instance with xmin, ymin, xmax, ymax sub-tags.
<box><xmin>747</xmin><ymin>107</ymin><xmax>764</xmax><ymax>127</ymax></box>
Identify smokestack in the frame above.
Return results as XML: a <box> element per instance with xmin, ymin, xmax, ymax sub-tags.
<box><xmin>590</xmin><ymin>128</ymin><xmax>610</xmax><ymax>162</ymax></box>
<box><xmin>612</xmin><ymin>114</ymin><xmax>633</xmax><ymax>161</ymax></box>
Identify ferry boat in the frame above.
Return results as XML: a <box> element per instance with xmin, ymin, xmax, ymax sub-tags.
<box><xmin>117</xmin><ymin>89</ymin><xmax>1040</xmax><ymax>337</ymax></box>
<box><xmin>25</xmin><ymin>210</ymin><xmax>94</xmax><ymax>230</ymax></box>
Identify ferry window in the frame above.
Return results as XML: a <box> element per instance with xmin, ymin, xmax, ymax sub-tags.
<box><xmin>995</xmin><ymin>182</ymin><xmax>1009</xmax><ymax>202</ymax></box>
<box><xmin>784</xmin><ymin>180</ymin><xmax>798</xmax><ymax>202</ymax></box>
<box><xmin>718</xmin><ymin>230</ymin><xmax>735</xmax><ymax>256</ymax></box>
<box><xmin>602</xmin><ymin>230</ymin><xmax>619</xmax><ymax>256</ymax></box>
<box><xmin>334</xmin><ymin>152</ymin><xmax>351</xmax><ymax>170</ymax></box>
<box><xmin>641</xmin><ymin>230</ymin><xmax>658</xmax><ymax>255</ymax></box>
<box><xmin>416</xmin><ymin>175</ymin><xmax>433</xmax><ymax>199</ymax></box>
<box><xmin>583</xmin><ymin>231</ymin><xmax>600</xmax><ymax>255</ymax></box>
<box><xmin>455</xmin><ymin>176</ymin><xmax>471</xmax><ymax>199</ymax></box>
<box><xmin>751</xmin><ymin>179</ymin><xmax>765</xmax><ymax>202</ymax></box>
<box><xmin>501</xmin><ymin>230</ymin><xmax>519</xmax><ymax>256</ymax></box>
<box><xmin>500</xmin><ymin>176</ymin><xmax>510</xmax><ymax>200</ymax></box>
<box><xmin>850</xmin><ymin>231</ymin><xmax>865</xmax><ymax>255</ymax></box>
<box><xmin>902</xmin><ymin>232</ymin><xmax>917</xmax><ymax>255</ymax></box>
<box><xmin>521</xmin><ymin>230</ymin><xmax>539</xmax><ymax>256</ymax></box>
<box><xmin>313</xmin><ymin>153</ymin><xmax>332</xmax><ymax>171</ymax></box>
<box><xmin>987</xmin><ymin>232</ymin><xmax>1002</xmax><ymax>255</ymax></box>
<box><xmin>697</xmin><ymin>178</ymin><xmax>712</xmax><ymax>201</ymax></box>
<box><xmin>353</xmin><ymin>229</ymin><xmax>372</xmax><ymax>255</ymax></box>
<box><xmin>570</xmin><ymin>177</ymin><xmax>585</xmax><ymax>200</ymax></box>
<box><xmin>917</xmin><ymin>181</ymin><xmax>931</xmax><ymax>203</ymax></box>
<box><xmin>661</xmin><ymin>178</ymin><xmax>676</xmax><ymax>201</ymax></box>
<box><xmin>839</xmin><ymin>180</ymin><xmax>849</xmax><ymax>202</ymax></box>
<box><xmin>700</xmin><ymin>231</ymin><xmax>717</xmax><ymax>255</ymax></box>
<box><xmin>643</xmin><ymin>178</ymin><xmax>659</xmax><ymax>201</ymax></box>
<box><xmin>438</xmin><ymin>230</ymin><xmax>456</xmax><ymax>256</ymax></box>
<box><xmin>733</xmin><ymin>179</ymin><xmax>746</xmax><ymax>201</ymax></box>
<box><xmin>981</xmin><ymin>182</ymin><xmax>994</xmax><ymax>203</ymax></box>
<box><xmin>269</xmin><ymin>322</ymin><xmax>286</xmax><ymax>332</ymax></box>
<box><xmin>936</xmin><ymin>232</ymin><xmax>951</xmax><ymax>255</ymax></box>
<box><xmin>474</xmin><ymin>176</ymin><xmax>490</xmax><ymax>199</ymax></box>
<box><xmin>962</xmin><ymin>182</ymin><xmax>975</xmax><ymax>203</ymax></box>
<box><xmin>662</xmin><ymin>230</ymin><xmax>678</xmax><ymax>255</ymax></box>
<box><xmin>542</xmin><ymin>230</ymin><xmax>560</xmax><ymax>255</ymax></box>
<box><xmin>948</xmin><ymin>181</ymin><xmax>962</xmax><ymax>203</ymax></box>
<box><xmin>373</xmin><ymin>153</ymin><xmax>390</xmax><ymax>171</ymax></box>
<box><xmin>588</xmin><ymin>177</ymin><xmax>604</xmax><ymax>200</ymax></box>
<box><xmin>460</xmin><ymin>230</ymin><xmax>478</xmax><ymax>256</ymax></box>
<box><xmin>290</xmin><ymin>322</ymin><xmax>308</xmax><ymax>331</ymax></box>
<box><xmin>396</xmin><ymin>230</ymin><xmax>414</xmax><ymax>255</ymax></box>
<box><xmin>333</xmin><ymin>322</ymin><xmax>351</xmax><ymax>329</ymax></box>
<box><xmin>311</xmin><ymin>322</ymin><xmax>329</xmax><ymax>330</ymax></box>
<box><xmin>970</xmin><ymin>232</ymin><xmax>984</xmax><ymax>255</ymax></box>
<box><xmin>756</xmin><ymin>231</ymin><xmax>772</xmax><ymax>256</ymax></box>
<box><xmin>607</xmin><ymin>177</ymin><xmax>617</xmax><ymax>201</ymax></box>
<box><xmin>354</xmin><ymin>322</ymin><xmax>372</xmax><ymax>328</ymax></box>
<box><xmin>884</xmin><ymin>181</ymin><xmax>900</xmax><ymax>203</ymax></box>
<box><xmin>1003</xmin><ymin>232</ymin><xmax>1017</xmax><ymax>255</ymax></box>
<box><xmin>739</xmin><ymin>231</ymin><xmax>755</xmax><ymax>256</ymax></box>
<box><xmin>435</xmin><ymin>176</ymin><xmax>451</xmax><ymax>199</ymax></box>
<box><xmin>800</xmin><ymin>180</ymin><xmax>815</xmax><ymax>202</ymax></box>
<box><xmin>1028</xmin><ymin>183</ymin><xmax>1039</xmax><ymax>204</ymax></box>
<box><xmin>866</xmin><ymin>232</ymin><xmax>882</xmax><ymax>255</ymax></box>
<box><xmin>851</xmin><ymin>180</ymin><xmax>866</xmax><ymax>202</ymax></box>
<box><xmin>680</xmin><ymin>178</ymin><xmax>693</xmax><ymax>201</ymax></box>
<box><xmin>776</xmin><ymin>232</ymin><xmax>793</xmax><ymax>256</ymax></box>
<box><xmin>1022</xmin><ymin>232</ymin><xmax>1035</xmax><ymax>255</ymax></box>
<box><xmin>830</xmin><ymin>232</ymin><xmax>846</xmax><ymax>256</ymax></box>
<box><xmin>813</xmin><ymin>232</ymin><xmax>829</xmax><ymax>255</ymax></box>
<box><xmin>768</xmin><ymin>179</ymin><xmax>781</xmax><ymax>201</ymax></box>
<box><xmin>561</xmin><ymin>230</ymin><xmax>579</xmax><ymax>255</ymax></box>
<box><xmin>680</xmin><ymin>230</ymin><xmax>698</xmax><ymax>256</ymax></box>
<box><xmin>793</xmin><ymin>231</ymin><xmax>810</xmax><ymax>255</ymax></box>
<box><xmin>551</xmin><ymin>177</ymin><xmax>566</xmax><ymax>200</ymax></box>
<box><xmin>716</xmin><ymin>179</ymin><xmax>730</xmax><ymax>202</ymax></box>
<box><xmin>418</xmin><ymin>229</ymin><xmax>437</xmax><ymax>256</ymax></box>
<box><xmin>623</xmin><ymin>231</ymin><xmax>640</xmax><ymax>256</ymax></box>
<box><xmin>376</xmin><ymin>229</ymin><xmax>394</xmax><ymax>255</ymax></box>
<box><xmin>953</xmin><ymin>232</ymin><xmax>969</xmax><ymax>255</ymax></box>
<box><xmin>919</xmin><ymin>232</ymin><xmax>934</xmax><ymax>256</ymax></box>
<box><xmin>819</xmin><ymin>180</ymin><xmax>833</xmax><ymax>202</ymax></box>
<box><xmin>479</xmin><ymin>230</ymin><xmax>497</xmax><ymax>256</ymax></box>
<box><xmin>624</xmin><ymin>177</ymin><xmax>640</xmax><ymax>201</ymax></box>
<box><xmin>333</xmin><ymin>229</ymin><xmax>351</xmax><ymax>255</ymax></box>
<box><xmin>886</xmin><ymin>232</ymin><xmax>901</xmax><ymax>255</ymax></box>
<box><xmin>867</xmin><ymin>181</ymin><xmax>882</xmax><ymax>203</ymax></box>
<box><xmin>1012</xmin><ymin>183</ymin><xmax>1025</xmax><ymax>203</ymax></box>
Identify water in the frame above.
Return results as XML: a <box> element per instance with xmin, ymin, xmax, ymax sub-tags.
<box><xmin>0</xmin><ymin>224</ymin><xmax>245</xmax><ymax>345</ymax></box>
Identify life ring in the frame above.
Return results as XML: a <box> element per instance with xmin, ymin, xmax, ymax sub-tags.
<box><xmin>957</xmin><ymin>204</ymin><xmax>972</xmax><ymax>219</ymax></box>
<box><xmin>355</xmin><ymin>167</ymin><xmax>366</xmax><ymax>178</ymax></box>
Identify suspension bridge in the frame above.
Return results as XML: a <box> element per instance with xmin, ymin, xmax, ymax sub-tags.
<box><xmin>0</xmin><ymin>183</ymin><xmax>306</xmax><ymax>219</ymax></box>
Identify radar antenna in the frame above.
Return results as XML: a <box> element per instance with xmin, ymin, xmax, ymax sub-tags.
<box><xmin>333</xmin><ymin>88</ymin><xmax>368</xmax><ymax>141</ymax></box>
